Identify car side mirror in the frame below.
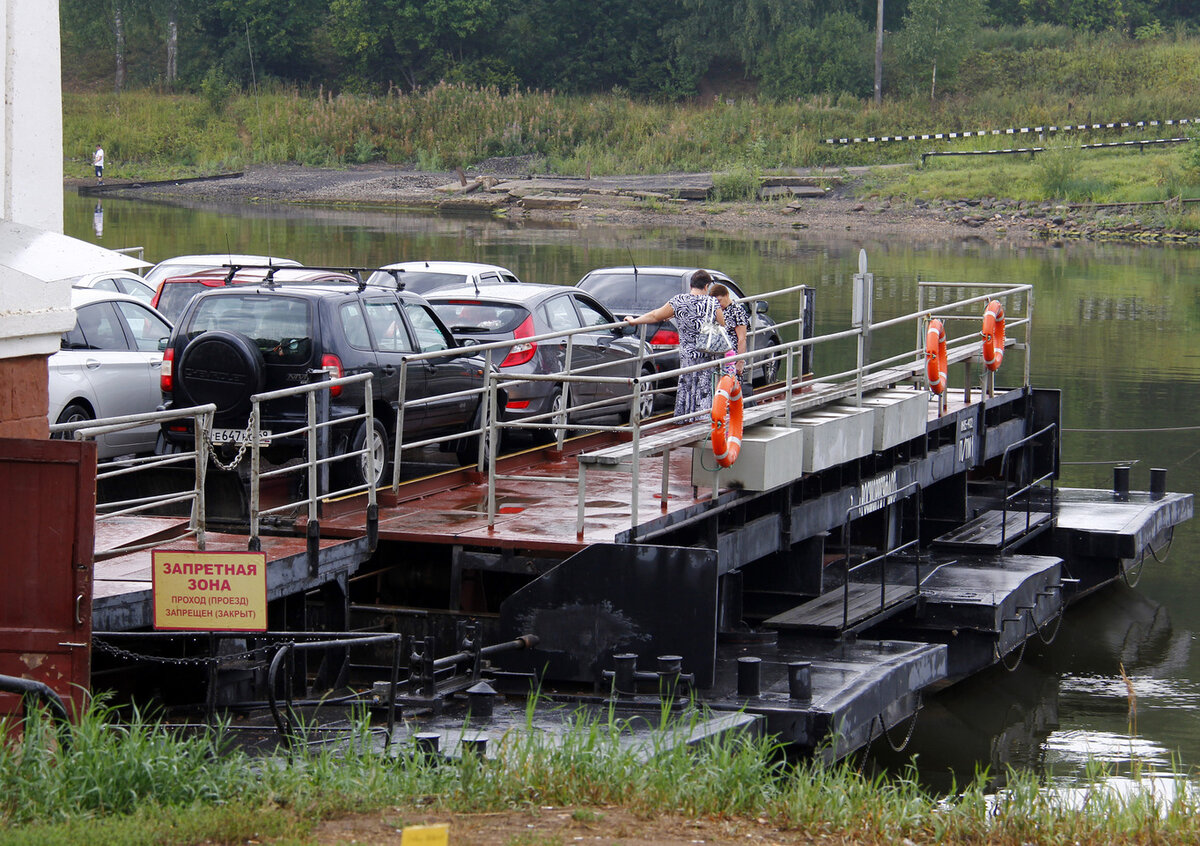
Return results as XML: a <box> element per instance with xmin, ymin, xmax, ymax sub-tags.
<box><xmin>755</xmin><ymin>300</ymin><xmax>770</xmax><ymax>315</ymax></box>
<box><xmin>613</xmin><ymin>323</ymin><xmax>636</xmax><ymax>336</ymax></box>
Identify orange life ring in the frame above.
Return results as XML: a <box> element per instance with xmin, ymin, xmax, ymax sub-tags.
<box><xmin>925</xmin><ymin>319</ymin><xmax>947</xmax><ymax>394</ymax></box>
<box><xmin>982</xmin><ymin>300</ymin><xmax>1005</xmax><ymax>372</ymax></box>
<box><xmin>711</xmin><ymin>375</ymin><xmax>744</xmax><ymax>468</ymax></box>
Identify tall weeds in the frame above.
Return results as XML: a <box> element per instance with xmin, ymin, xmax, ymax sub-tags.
<box><xmin>61</xmin><ymin>35</ymin><xmax>1200</xmax><ymax>184</ymax></box>
<box><xmin>4</xmin><ymin>697</ymin><xmax>1200</xmax><ymax>844</ymax></box>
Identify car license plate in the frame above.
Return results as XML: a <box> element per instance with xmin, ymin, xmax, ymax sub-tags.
<box><xmin>210</xmin><ymin>428</ymin><xmax>273</xmax><ymax>446</ymax></box>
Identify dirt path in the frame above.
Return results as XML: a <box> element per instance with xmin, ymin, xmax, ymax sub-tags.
<box><xmin>304</xmin><ymin>805</ymin><xmax>823</xmax><ymax>846</ymax></box>
<box><xmin>73</xmin><ymin>160</ymin><xmax>1048</xmax><ymax>247</ymax></box>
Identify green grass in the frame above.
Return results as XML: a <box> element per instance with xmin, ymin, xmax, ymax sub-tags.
<box><xmin>3</xmin><ymin>698</ymin><xmax>1200</xmax><ymax>845</ymax></box>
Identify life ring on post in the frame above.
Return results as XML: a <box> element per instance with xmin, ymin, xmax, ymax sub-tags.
<box><xmin>711</xmin><ymin>375</ymin><xmax>744</xmax><ymax>468</ymax></box>
<box><xmin>982</xmin><ymin>300</ymin><xmax>1005</xmax><ymax>372</ymax></box>
<box><xmin>925</xmin><ymin>319</ymin><xmax>947</xmax><ymax>395</ymax></box>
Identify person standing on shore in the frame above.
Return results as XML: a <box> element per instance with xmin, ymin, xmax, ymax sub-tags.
<box><xmin>624</xmin><ymin>269</ymin><xmax>722</xmax><ymax>419</ymax></box>
<box><xmin>93</xmin><ymin>144</ymin><xmax>104</xmax><ymax>184</ymax></box>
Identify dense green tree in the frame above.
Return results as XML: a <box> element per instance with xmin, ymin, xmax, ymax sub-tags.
<box><xmin>325</xmin><ymin>0</ymin><xmax>509</xmax><ymax>91</ymax></box>
<box><xmin>501</xmin><ymin>0</ymin><xmax>692</xmax><ymax>96</ymax></box>
<box><xmin>757</xmin><ymin>11</ymin><xmax>874</xmax><ymax>100</ymax></box>
<box><xmin>898</xmin><ymin>0</ymin><xmax>985</xmax><ymax>99</ymax></box>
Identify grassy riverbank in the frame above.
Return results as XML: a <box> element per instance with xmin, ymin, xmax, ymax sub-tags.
<box><xmin>3</xmin><ymin>701</ymin><xmax>1199</xmax><ymax>845</ymax></box>
<box><xmin>64</xmin><ymin>30</ymin><xmax>1200</xmax><ymax>201</ymax></box>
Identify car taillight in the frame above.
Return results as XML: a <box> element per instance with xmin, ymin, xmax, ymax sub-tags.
<box><xmin>500</xmin><ymin>315</ymin><xmax>536</xmax><ymax>367</ymax></box>
<box><xmin>649</xmin><ymin>328</ymin><xmax>679</xmax><ymax>348</ymax></box>
<box><xmin>161</xmin><ymin>346</ymin><xmax>174</xmax><ymax>392</ymax></box>
<box><xmin>321</xmin><ymin>354</ymin><xmax>343</xmax><ymax>397</ymax></box>
<box><xmin>506</xmin><ymin>400</ymin><xmax>531</xmax><ymax>410</ymax></box>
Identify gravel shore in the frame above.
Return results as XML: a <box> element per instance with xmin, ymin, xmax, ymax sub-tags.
<box><xmin>72</xmin><ymin>160</ymin><xmax>1079</xmax><ymax>247</ymax></box>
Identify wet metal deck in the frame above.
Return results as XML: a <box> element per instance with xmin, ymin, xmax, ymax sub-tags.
<box><xmin>93</xmin><ymin>516</ymin><xmax>370</xmax><ymax>631</ymax></box>
<box><xmin>1053</xmin><ymin>488</ymin><xmax>1192</xmax><ymax>559</ymax></box>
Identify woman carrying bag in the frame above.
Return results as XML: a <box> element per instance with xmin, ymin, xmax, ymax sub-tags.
<box><xmin>625</xmin><ymin>270</ymin><xmax>724</xmax><ymax>418</ymax></box>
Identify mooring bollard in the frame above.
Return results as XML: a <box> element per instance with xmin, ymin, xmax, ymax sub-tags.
<box><xmin>1151</xmin><ymin>467</ymin><xmax>1167</xmax><ymax>499</ymax></box>
<box><xmin>1114</xmin><ymin>465</ymin><xmax>1130</xmax><ymax>498</ymax></box>
<box><xmin>466</xmin><ymin>680</ymin><xmax>496</xmax><ymax>720</ymax></box>
<box><xmin>737</xmin><ymin>656</ymin><xmax>761</xmax><ymax>697</ymax></box>
<box><xmin>788</xmin><ymin>661</ymin><xmax>812</xmax><ymax>701</ymax></box>
<box><xmin>613</xmin><ymin>652</ymin><xmax>638</xmax><ymax>694</ymax></box>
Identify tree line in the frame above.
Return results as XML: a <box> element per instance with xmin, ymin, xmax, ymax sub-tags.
<box><xmin>62</xmin><ymin>0</ymin><xmax>1200</xmax><ymax>101</ymax></box>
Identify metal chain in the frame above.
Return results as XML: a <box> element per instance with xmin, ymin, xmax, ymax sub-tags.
<box><xmin>93</xmin><ymin>638</ymin><xmax>280</xmax><ymax>667</ymax></box>
<box><xmin>209</xmin><ymin>420</ymin><xmax>255</xmax><ymax>471</ymax></box>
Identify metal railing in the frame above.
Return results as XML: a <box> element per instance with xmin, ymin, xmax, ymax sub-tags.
<box><xmin>51</xmin><ymin>404</ymin><xmax>217</xmax><ymax>557</ymax></box>
<box><xmin>244</xmin><ymin>372</ymin><xmax>378</xmax><ymax>552</ymax></box>
<box><xmin>996</xmin><ymin>423</ymin><xmax>1058</xmax><ymax>551</ymax></box>
<box><xmin>839</xmin><ymin>482</ymin><xmax>923</xmax><ymax>634</ymax></box>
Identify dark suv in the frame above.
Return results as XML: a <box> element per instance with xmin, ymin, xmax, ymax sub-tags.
<box><xmin>160</xmin><ymin>275</ymin><xmax>493</xmax><ymax>486</ymax></box>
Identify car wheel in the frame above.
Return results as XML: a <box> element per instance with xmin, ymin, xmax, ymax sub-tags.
<box><xmin>53</xmin><ymin>402</ymin><xmax>93</xmax><ymax>437</ymax></box>
<box><xmin>176</xmin><ymin>331</ymin><xmax>266</xmax><ymax>421</ymax></box>
<box><xmin>753</xmin><ymin>337</ymin><xmax>781</xmax><ymax>387</ymax></box>
<box><xmin>455</xmin><ymin>406</ymin><xmax>495</xmax><ymax>466</ymax></box>
<box><xmin>342</xmin><ymin>416</ymin><xmax>390</xmax><ymax>489</ymax></box>
<box><xmin>626</xmin><ymin>367</ymin><xmax>657</xmax><ymax>423</ymax></box>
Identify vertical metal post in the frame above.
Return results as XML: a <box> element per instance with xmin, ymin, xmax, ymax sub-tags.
<box><xmin>194</xmin><ymin>409</ymin><xmax>210</xmax><ymax>550</ymax></box>
<box><xmin>1024</xmin><ymin>288</ymin><xmax>1034</xmax><ymax>387</ymax></box>
<box><xmin>575</xmin><ymin>461</ymin><xmax>587</xmax><ymax>539</ymax></box>
<box><xmin>477</xmin><ymin>348</ymin><xmax>494</xmax><ymax>471</ymax></box>
<box><xmin>249</xmin><ymin>402</ymin><xmax>261</xmax><ymax>551</ymax></box>
<box><xmin>851</xmin><ymin>250</ymin><xmax>873</xmax><ymax>406</ymax></box>
<box><xmin>306</xmin><ymin>389</ymin><xmax>318</xmax><ymax>526</ymax></box>
<box><xmin>392</xmin><ymin>360</ymin><xmax>408</xmax><ymax>492</ymax></box>
<box><xmin>784</xmin><ymin>347</ymin><xmax>794</xmax><ymax>422</ymax></box>
<box><xmin>629</xmin><ymin>383</ymin><xmax>641</xmax><ymax>536</ymax></box>
<box><xmin>487</xmin><ymin>372</ymin><xmax>499</xmax><ymax>529</ymax></box>
<box><xmin>555</xmin><ymin>334</ymin><xmax>575</xmax><ymax>450</ymax></box>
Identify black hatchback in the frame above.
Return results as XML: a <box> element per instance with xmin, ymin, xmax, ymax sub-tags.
<box><xmin>160</xmin><ymin>277</ymin><xmax>491</xmax><ymax>485</ymax></box>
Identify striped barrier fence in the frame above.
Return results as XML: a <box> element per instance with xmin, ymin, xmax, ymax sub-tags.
<box><xmin>826</xmin><ymin>118</ymin><xmax>1199</xmax><ymax>146</ymax></box>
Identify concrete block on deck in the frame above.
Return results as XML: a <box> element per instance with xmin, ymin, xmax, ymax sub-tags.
<box><xmin>861</xmin><ymin>388</ymin><xmax>929</xmax><ymax>450</ymax></box>
<box><xmin>690</xmin><ymin>425</ymin><xmax>804</xmax><ymax>491</ymax></box>
<box><xmin>775</xmin><ymin>404</ymin><xmax>874</xmax><ymax>473</ymax></box>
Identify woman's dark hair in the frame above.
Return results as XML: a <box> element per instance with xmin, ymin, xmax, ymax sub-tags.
<box><xmin>689</xmin><ymin>269</ymin><xmax>713</xmax><ymax>291</ymax></box>
<box><xmin>708</xmin><ymin>283</ymin><xmax>729</xmax><ymax>298</ymax></box>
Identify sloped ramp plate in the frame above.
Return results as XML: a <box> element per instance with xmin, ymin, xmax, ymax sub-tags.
<box><xmin>762</xmin><ymin>582</ymin><xmax>918</xmax><ymax>634</ymax></box>
<box><xmin>932</xmin><ymin>509</ymin><xmax>1052</xmax><ymax>550</ymax></box>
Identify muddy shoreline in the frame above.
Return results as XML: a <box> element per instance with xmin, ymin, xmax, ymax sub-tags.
<box><xmin>69</xmin><ymin>162</ymin><xmax>1189</xmax><ymax>246</ymax></box>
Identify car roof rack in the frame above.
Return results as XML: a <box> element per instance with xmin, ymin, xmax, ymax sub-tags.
<box><xmin>211</xmin><ymin>264</ymin><xmax>408</xmax><ymax>292</ymax></box>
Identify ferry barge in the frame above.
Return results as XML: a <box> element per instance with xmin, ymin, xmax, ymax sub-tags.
<box><xmin>15</xmin><ymin>260</ymin><xmax>1191</xmax><ymax>761</ymax></box>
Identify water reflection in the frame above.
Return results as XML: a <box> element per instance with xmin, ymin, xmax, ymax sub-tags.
<box><xmin>61</xmin><ymin>190</ymin><xmax>1200</xmax><ymax>782</ymax></box>
<box><xmin>872</xmin><ymin>585</ymin><xmax>1193</xmax><ymax>789</ymax></box>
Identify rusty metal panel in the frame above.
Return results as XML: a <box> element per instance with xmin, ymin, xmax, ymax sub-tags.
<box><xmin>0</xmin><ymin>437</ymin><xmax>96</xmax><ymax>718</ymax></box>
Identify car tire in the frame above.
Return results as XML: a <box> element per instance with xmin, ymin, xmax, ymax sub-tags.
<box><xmin>456</xmin><ymin>403</ymin><xmax>498</xmax><ymax>465</ymax></box>
<box><xmin>753</xmin><ymin>336</ymin><xmax>781</xmax><ymax>387</ymax></box>
<box><xmin>341</xmin><ymin>416</ymin><xmax>390</xmax><ymax>489</ymax></box>
<box><xmin>53</xmin><ymin>402</ymin><xmax>93</xmax><ymax>435</ymax></box>
<box><xmin>176</xmin><ymin>331</ymin><xmax>266</xmax><ymax>421</ymax></box>
<box><xmin>625</xmin><ymin>367</ymin><xmax>657</xmax><ymax>423</ymax></box>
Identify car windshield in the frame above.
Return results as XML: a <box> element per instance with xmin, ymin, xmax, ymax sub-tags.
<box><xmin>430</xmin><ymin>301</ymin><xmax>528</xmax><ymax>334</ymax></box>
<box><xmin>189</xmin><ymin>295</ymin><xmax>312</xmax><ymax>364</ymax></box>
<box><xmin>156</xmin><ymin>281</ymin><xmax>208</xmax><ymax>321</ymax></box>
<box><xmin>577</xmin><ymin>272</ymin><xmax>682</xmax><ymax>311</ymax></box>
<box><xmin>368</xmin><ymin>270</ymin><xmax>466</xmax><ymax>293</ymax></box>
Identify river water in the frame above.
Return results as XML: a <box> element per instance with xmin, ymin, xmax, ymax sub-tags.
<box><xmin>67</xmin><ymin>192</ymin><xmax>1200</xmax><ymax>789</ymax></box>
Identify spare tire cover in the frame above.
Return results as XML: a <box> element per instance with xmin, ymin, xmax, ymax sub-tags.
<box><xmin>176</xmin><ymin>330</ymin><xmax>266</xmax><ymax>422</ymax></box>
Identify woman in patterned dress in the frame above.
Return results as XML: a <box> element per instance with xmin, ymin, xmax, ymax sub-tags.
<box><xmin>709</xmin><ymin>283</ymin><xmax>748</xmax><ymax>381</ymax></box>
<box><xmin>624</xmin><ymin>270</ymin><xmax>723</xmax><ymax>418</ymax></box>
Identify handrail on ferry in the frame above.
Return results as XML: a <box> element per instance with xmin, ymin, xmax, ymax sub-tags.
<box><xmin>245</xmin><ymin>371</ymin><xmax>377</xmax><ymax>556</ymax></box>
<box><xmin>997</xmin><ymin>423</ymin><xmax>1058</xmax><ymax>551</ymax></box>
<box><xmin>840</xmin><ymin>481</ymin><xmax>923</xmax><ymax>633</ymax></box>
<box><xmin>53</xmin><ymin>403</ymin><xmax>217</xmax><ymax>558</ymax></box>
